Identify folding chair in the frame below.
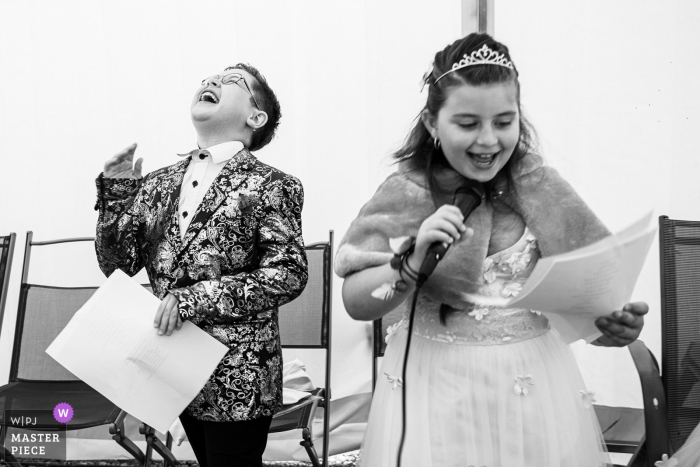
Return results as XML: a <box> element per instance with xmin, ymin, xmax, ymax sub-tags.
<box><xmin>660</xmin><ymin>215</ymin><xmax>700</xmax><ymax>453</ymax></box>
<box><xmin>593</xmin><ymin>340</ymin><xmax>669</xmax><ymax>466</ymax></box>
<box><xmin>0</xmin><ymin>232</ymin><xmax>163</xmax><ymax>467</ymax></box>
<box><xmin>272</xmin><ymin>231</ymin><xmax>334</xmax><ymax>467</ymax></box>
<box><xmin>0</xmin><ymin>232</ymin><xmax>17</xmax><ymax>337</ymax></box>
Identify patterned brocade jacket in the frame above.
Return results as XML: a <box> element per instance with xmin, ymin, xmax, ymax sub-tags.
<box><xmin>95</xmin><ymin>148</ymin><xmax>308</xmax><ymax>422</ymax></box>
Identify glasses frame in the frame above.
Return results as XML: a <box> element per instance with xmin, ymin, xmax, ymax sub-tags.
<box><xmin>201</xmin><ymin>72</ymin><xmax>260</xmax><ymax>109</ymax></box>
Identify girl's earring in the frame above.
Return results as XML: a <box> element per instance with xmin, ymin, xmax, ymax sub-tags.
<box><xmin>433</xmin><ymin>137</ymin><xmax>441</xmax><ymax>150</ymax></box>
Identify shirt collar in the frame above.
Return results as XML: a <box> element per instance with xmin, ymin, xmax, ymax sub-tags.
<box><xmin>178</xmin><ymin>140</ymin><xmax>245</xmax><ymax>164</ymax></box>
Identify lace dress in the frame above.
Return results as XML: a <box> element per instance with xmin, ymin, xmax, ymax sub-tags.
<box><xmin>358</xmin><ymin>229</ymin><xmax>611</xmax><ymax>467</ymax></box>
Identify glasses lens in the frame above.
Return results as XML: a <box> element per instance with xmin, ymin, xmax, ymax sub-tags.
<box><xmin>222</xmin><ymin>73</ymin><xmax>243</xmax><ymax>85</ymax></box>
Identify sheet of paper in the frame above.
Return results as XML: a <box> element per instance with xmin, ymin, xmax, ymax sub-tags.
<box><xmin>505</xmin><ymin>213</ymin><xmax>656</xmax><ymax>343</ymax></box>
<box><xmin>46</xmin><ymin>270</ymin><xmax>228</xmax><ymax>433</ymax></box>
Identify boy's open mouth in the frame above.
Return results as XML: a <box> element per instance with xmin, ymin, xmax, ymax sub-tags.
<box><xmin>199</xmin><ymin>90</ymin><xmax>219</xmax><ymax>104</ymax></box>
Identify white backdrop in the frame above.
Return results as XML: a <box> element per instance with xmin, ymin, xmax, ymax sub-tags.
<box><xmin>1</xmin><ymin>0</ymin><xmax>699</xmax><ymax>458</ymax></box>
<box><xmin>0</xmin><ymin>0</ymin><xmax>461</xmax><ymax>459</ymax></box>
<box><xmin>496</xmin><ymin>0</ymin><xmax>700</xmax><ymax>408</ymax></box>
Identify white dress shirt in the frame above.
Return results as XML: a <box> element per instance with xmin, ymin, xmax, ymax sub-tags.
<box><xmin>178</xmin><ymin>140</ymin><xmax>244</xmax><ymax>240</ymax></box>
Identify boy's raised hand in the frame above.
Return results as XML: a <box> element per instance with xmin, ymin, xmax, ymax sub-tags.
<box><xmin>104</xmin><ymin>143</ymin><xmax>143</xmax><ymax>179</ymax></box>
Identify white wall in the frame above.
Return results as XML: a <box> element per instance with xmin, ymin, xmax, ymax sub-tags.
<box><xmin>0</xmin><ymin>1</ymin><xmax>463</xmax><ymax>400</ymax></box>
<box><xmin>496</xmin><ymin>0</ymin><xmax>700</xmax><ymax>407</ymax></box>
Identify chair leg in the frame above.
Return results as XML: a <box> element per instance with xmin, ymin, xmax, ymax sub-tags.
<box><xmin>300</xmin><ymin>428</ymin><xmax>321</xmax><ymax>467</ymax></box>
<box><xmin>139</xmin><ymin>424</ymin><xmax>155</xmax><ymax>467</ymax></box>
<box><xmin>110</xmin><ymin>417</ymin><xmax>146</xmax><ymax>465</ymax></box>
<box><xmin>139</xmin><ymin>423</ymin><xmax>178</xmax><ymax>467</ymax></box>
<box><xmin>162</xmin><ymin>432</ymin><xmax>176</xmax><ymax>467</ymax></box>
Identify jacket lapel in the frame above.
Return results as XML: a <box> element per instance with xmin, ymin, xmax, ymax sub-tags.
<box><xmin>147</xmin><ymin>158</ymin><xmax>188</xmax><ymax>251</ymax></box>
<box><xmin>178</xmin><ymin>148</ymin><xmax>256</xmax><ymax>254</ymax></box>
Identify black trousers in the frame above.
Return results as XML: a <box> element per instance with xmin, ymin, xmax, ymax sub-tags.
<box><xmin>179</xmin><ymin>412</ymin><xmax>273</xmax><ymax>467</ymax></box>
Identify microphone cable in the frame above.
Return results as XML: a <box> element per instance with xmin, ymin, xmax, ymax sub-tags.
<box><xmin>395</xmin><ymin>182</ymin><xmax>483</xmax><ymax>467</ymax></box>
<box><xmin>396</xmin><ymin>286</ymin><xmax>422</xmax><ymax>467</ymax></box>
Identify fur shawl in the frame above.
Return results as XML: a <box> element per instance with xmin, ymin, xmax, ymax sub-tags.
<box><xmin>334</xmin><ymin>154</ymin><xmax>610</xmax><ymax>308</ymax></box>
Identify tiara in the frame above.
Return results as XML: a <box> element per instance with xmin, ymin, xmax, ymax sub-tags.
<box><xmin>434</xmin><ymin>44</ymin><xmax>514</xmax><ymax>83</ymax></box>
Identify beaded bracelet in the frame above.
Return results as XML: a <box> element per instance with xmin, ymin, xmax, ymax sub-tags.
<box><xmin>400</xmin><ymin>253</ymin><xmax>419</xmax><ymax>283</ymax></box>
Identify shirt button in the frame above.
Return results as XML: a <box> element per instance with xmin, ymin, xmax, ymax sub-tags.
<box><xmin>193</xmin><ymin>181</ymin><xmax>198</xmax><ymax>187</ymax></box>
<box><xmin>183</xmin><ymin>211</ymin><xmax>188</xmax><ymax>218</ymax></box>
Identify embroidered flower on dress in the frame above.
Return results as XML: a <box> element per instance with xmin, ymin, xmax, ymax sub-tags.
<box><xmin>385</xmin><ymin>372</ymin><xmax>403</xmax><ymax>390</ymax></box>
<box><xmin>504</xmin><ymin>250</ymin><xmax>531</xmax><ymax>275</ymax></box>
<box><xmin>655</xmin><ymin>454</ymin><xmax>678</xmax><ymax>467</ymax></box>
<box><xmin>514</xmin><ymin>374</ymin><xmax>534</xmax><ymax>396</ymax></box>
<box><xmin>501</xmin><ymin>282</ymin><xmax>522</xmax><ymax>298</ymax></box>
<box><xmin>580</xmin><ymin>390</ymin><xmax>597</xmax><ymax>409</ymax></box>
<box><xmin>468</xmin><ymin>305</ymin><xmax>489</xmax><ymax>321</ymax></box>
<box><xmin>483</xmin><ymin>258</ymin><xmax>497</xmax><ymax>283</ymax></box>
<box><xmin>385</xmin><ymin>321</ymin><xmax>403</xmax><ymax>344</ymax></box>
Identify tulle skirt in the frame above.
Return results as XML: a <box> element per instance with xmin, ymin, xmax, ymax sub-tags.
<box><xmin>359</xmin><ymin>324</ymin><xmax>611</xmax><ymax>467</ymax></box>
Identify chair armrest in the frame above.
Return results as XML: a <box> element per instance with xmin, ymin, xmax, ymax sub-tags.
<box><xmin>275</xmin><ymin>395</ymin><xmax>323</xmax><ymax>417</ymax></box>
<box><xmin>628</xmin><ymin>340</ymin><xmax>671</xmax><ymax>461</ymax></box>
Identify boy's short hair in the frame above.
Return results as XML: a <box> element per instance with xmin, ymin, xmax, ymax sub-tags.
<box><xmin>228</xmin><ymin>63</ymin><xmax>281</xmax><ymax>151</ymax></box>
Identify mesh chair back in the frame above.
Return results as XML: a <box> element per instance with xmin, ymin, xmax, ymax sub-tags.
<box><xmin>660</xmin><ymin>216</ymin><xmax>700</xmax><ymax>450</ymax></box>
<box><xmin>12</xmin><ymin>285</ymin><xmax>97</xmax><ymax>381</ymax></box>
<box><xmin>278</xmin><ymin>242</ymin><xmax>332</xmax><ymax>349</ymax></box>
<box><xmin>9</xmin><ymin>234</ymin><xmax>102</xmax><ymax>382</ymax></box>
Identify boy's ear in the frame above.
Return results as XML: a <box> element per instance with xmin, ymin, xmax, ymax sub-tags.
<box><xmin>420</xmin><ymin>109</ymin><xmax>438</xmax><ymax>140</ymax></box>
<box><xmin>247</xmin><ymin>110</ymin><xmax>268</xmax><ymax>131</ymax></box>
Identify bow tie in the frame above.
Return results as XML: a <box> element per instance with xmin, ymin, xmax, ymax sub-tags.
<box><xmin>191</xmin><ymin>149</ymin><xmax>210</xmax><ymax>160</ymax></box>
<box><xmin>177</xmin><ymin>149</ymin><xmax>210</xmax><ymax>160</ymax></box>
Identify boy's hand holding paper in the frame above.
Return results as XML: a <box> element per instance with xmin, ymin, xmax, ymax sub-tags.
<box><xmin>46</xmin><ymin>270</ymin><xmax>228</xmax><ymax>433</ymax></box>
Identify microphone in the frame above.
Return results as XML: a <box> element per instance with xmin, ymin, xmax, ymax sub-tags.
<box><xmin>416</xmin><ymin>181</ymin><xmax>484</xmax><ymax>288</ymax></box>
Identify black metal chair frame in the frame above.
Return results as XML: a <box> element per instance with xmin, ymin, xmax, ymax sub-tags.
<box><xmin>0</xmin><ymin>232</ymin><xmax>17</xmax><ymax>340</ymax></box>
<box><xmin>270</xmin><ymin>231</ymin><xmax>334</xmax><ymax>467</ymax></box>
<box><xmin>594</xmin><ymin>339</ymin><xmax>669</xmax><ymax>466</ymax></box>
<box><xmin>0</xmin><ymin>232</ymin><xmax>172</xmax><ymax>467</ymax></box>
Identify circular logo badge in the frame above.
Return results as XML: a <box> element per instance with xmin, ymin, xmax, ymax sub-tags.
<box><xmin>53</xmin><ymin>402</ymin><xmax>74</xmax><ymax>423</ymax></box>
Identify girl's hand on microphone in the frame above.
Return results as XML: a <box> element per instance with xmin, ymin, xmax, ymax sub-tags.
<box><xmin>410</xmin><ymin>205</ymin><xmax>471</xmax><ymax>270</ymax></box>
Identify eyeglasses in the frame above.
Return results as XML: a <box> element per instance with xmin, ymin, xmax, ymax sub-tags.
<box><xmin>201</xmin><ymin>73</ymin><xmax>260</xmax><ymax>109</ymax></box>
